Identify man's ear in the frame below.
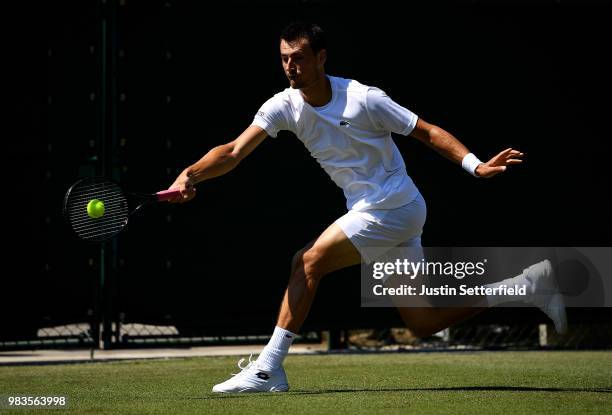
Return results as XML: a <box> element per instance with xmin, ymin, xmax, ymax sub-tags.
<box><xmin>317</xmin><ymin>49</ymin><xmax>327</xmax><ymax>67</ymax></box>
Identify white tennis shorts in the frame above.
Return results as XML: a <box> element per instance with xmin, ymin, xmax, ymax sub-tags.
<box><xmin>335</xmin><ymin>192</ymin><xmax>427</xmax><ymax>264</ymax></box>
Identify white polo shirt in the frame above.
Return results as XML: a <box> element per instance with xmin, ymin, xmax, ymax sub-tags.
<box><xmin>252</xmin><ymin>75</ymin><xmax>420</xmax><ymax>212</ymax></box>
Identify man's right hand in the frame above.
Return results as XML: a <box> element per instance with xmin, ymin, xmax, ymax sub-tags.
<box><xmin>167</xmin><ymin>169</ymin><xmax>196</xmax><ymax>203</ymax></box>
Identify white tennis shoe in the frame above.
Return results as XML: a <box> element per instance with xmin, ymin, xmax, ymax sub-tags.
<box><xmin>212</xmin><ymin>355</ymin><xmax>289</xmax><ymax>393</ymax></box>
<box><xmin>523</xmin><ymin>259</ymin><xmax>568</xmax><ymax>334</ymax></box>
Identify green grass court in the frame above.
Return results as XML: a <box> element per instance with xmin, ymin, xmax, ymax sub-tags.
<box><xmin>1</xmin><ymin>351</ymin><xmax>611</xmax><ymax>414</ymax></box>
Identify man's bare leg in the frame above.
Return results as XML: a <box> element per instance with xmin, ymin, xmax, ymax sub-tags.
<box><xmin>274</xmin><ymin>223</ymin><xmax>486</xmax><ymax>339</ymax></box>
<box><xmin>271</xmin><ymin>225</ymin><xmax>564</xmax><ymax>343</ymax></box>
<box><xmin>272</xmin><ymin>223</ymin><xmax>488</xmax><ymax>340</ymax></box>
<box><xmin>213</xmin><ymin>226</ymin><xmax>564</xmax><ymax>392</ymax></box>
<box><xmin>276</xmin><ymin>223</ymin><xmax>362</xmax><ymax>333</ymax></box>
<box><xmin>392</xmin><ymin>259</ymin><xmax>567</xmax><ymax>337</ymax></box>
<box><xmin>211</xmin><ymin>223</ymin><xmax>363</xmax><ymax>393</ymax></box>
<box><xmin>395</xmin><ymin>307</ymin><xmax>486</xmax><ymax>338</ymax></box>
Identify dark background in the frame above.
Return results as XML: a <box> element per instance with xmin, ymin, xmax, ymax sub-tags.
<box><xmin>4</xmin><ymin>0</ymin><xmax>611</xmax><ymax>343</ymax></box>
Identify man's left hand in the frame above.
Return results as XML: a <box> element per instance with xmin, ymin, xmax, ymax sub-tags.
<box><xmin>475</xmin><ymin>148</ymin><xmax>524</xmax><ymax>178</ymax></box>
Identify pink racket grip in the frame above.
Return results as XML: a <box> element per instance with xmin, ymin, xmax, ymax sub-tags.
<box><xmin>156</xmin><ymin>189</ymin><xmax>182</xmax><ymax>202</ymax></box>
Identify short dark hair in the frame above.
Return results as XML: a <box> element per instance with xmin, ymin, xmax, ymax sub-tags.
<box><xmin>280</xmin><ymin>22</ymin><xmax>327</xmax><ymax>54</ymax></box>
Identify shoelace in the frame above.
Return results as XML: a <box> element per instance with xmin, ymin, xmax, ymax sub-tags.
<box><xmin>230</xmin><ymin>354</ymin><xmax>256</xmax><ymax>377</ymax></box>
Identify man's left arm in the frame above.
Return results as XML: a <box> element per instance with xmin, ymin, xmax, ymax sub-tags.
<box><xmin>409</xmin><ymin>118</ymin><xmax>524</xmax><ymax>178</ymax></box>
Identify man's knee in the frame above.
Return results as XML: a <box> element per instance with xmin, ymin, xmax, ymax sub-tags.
<box><xmin>291</xmin><ymin>246</ymin><xmax>326</xmax><ymax>282</ymax></box>
<box><xmin>291</xmin><ymin>249</ymin><xmax>305</xmax><ymax>271</ymax></box>
<box><xmin>405</xmin><ymin>322</ymin><xmax>437</xmax><ymax>338</ymax></box>
<box><xmin>397</xmin><ymin>308</ymin><xmax>439</xmax><ymax>338</ymax></box>
<box><xmin>291</xmin><ymin>240</ymin><xmax>315</xmax><ymax>270</ymax></box>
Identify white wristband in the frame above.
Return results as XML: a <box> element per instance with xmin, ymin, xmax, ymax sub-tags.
<box><xmin>461</xmin><ymin>153</ymin><xmax>483</xmax><ymax>177</ymax></box>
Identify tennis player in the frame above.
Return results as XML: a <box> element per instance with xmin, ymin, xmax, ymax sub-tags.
<box><xmin>169</xmin><ymin>22</ymin><xmax>566</xmax><ymax>393</ymax></box>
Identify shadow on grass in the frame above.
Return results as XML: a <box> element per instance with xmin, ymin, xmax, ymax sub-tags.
<box><xmin>199</xmin><ymin>386</ymin><xmax>612</xmax><ymax>399</ymax></box>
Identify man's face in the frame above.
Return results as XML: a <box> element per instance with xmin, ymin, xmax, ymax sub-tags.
<box><xmin>280</xmin><ymin>37</ymin><xmax>326</xmax><ymax>89</ymax></box>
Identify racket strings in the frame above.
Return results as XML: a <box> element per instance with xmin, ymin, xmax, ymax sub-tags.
<box><xmin>65</xmin><ymin>179</ymin><xmax>129</xmax><ymax>241</ymax></box>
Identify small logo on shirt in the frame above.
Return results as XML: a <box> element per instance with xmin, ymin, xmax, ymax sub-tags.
<box><xmin>339</xmin><ymin>120</ymin><xmax>351</xmax><ymax>126</ymax></box>
<box><xmin>257</xmin><ymin>111</ymin><xmax>266</xmax><ymax>117</ymax></box>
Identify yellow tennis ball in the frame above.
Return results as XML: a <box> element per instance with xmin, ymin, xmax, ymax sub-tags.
<box><xmin>87</xmin><ymin>199</ymin><xmax>105</xmax><ymax>219</ymax></box>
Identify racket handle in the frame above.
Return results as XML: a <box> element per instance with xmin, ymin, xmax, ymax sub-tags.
<box><xmin>156</xmin><ymin>189</ymin><xmax>182</xmax><ymax>201</ymax></box>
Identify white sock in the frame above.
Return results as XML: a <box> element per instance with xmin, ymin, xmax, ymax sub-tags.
<box><xmin>256</xmin><ymin>326</ymin><xmax>296</xmax><ymax>371</ymax></box>
<box><xmin>485</xmin><ymin>271</ymin><xmax>533</xmax><ymax>307</ymax></box>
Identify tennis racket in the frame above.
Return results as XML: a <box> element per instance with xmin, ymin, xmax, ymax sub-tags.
<box><xmin>63</xmin><ymin>177</ymin><xmax>181</xmax><ymax>242</ymax></box>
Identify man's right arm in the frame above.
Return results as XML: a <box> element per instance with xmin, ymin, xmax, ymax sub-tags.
<box><xmin>168</xmin><ymin>125</ymin><xmax>268</xmax><ymax>202</ymax></box>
